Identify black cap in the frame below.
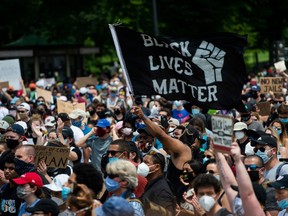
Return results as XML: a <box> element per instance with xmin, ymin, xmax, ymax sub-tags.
<box><xmin>26</xmin><ymin>198</ymin><xmax>59</xmax><ymax>216</ymax></box>
<box><xmin>251</xmin><ymin>134</ymin><xmax>277</xmax><ymax>148</ymax></box>
<box><xmin>137</xmin><ymin>127</ymin><xmax>153</xmax><ymax>137</ymax></box>
<box><xmin>6</xmin><ymin>124</ymin><xmax>25</xmax><ymax>136</ymax></box>
<box><xmin>268</xmin><ymin>175</ymin><xmax>288</xmax><ymax>189</ymax></box>
<box><xmin>62</xmin><ymin>126</ymin><xmax>74</xmax><ymax>139</ymax></box>
<box><xmin>58</xmin><ymin>113</ymin><xmax>70</xmax><ymax>122</ymax></box>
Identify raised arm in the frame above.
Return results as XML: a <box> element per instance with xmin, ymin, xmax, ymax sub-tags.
<box><xmin>131</xmin><ymin>106</ymin><xmax>191</xmax><ymax>166</ymax></box>
<box><xmin>231</xmin><ymin>142</ymin><xmax>265</xmax><ymax>216</ymax></box>
<box><xmin>215</xmin><ymin>151</ymin><xmax>238</xmax><ymax>210</ymax></box>
<box><xmin>76</xmin><ymin>128</ymin><xmax>96</xmax><ymax>148</ymax></box>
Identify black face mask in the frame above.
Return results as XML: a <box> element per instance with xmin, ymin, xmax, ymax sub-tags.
<box><xmin>250</xmin><ymin>91</ymin><xmax>258</xmax><ymax>99</ymax></box>
<box><xmin>114</xmin><ymin>109</ymin><xmax>121</xmax><ymax>115</ymax></box>
<box><xmin>6</xmin><ymin>139</ymin><xmax>20</xmax><ymax>149</ymax></box>
<box><xmin>96</xmin><ymin>111</ymin><xmax>105</xmax><ymax>119</ymax></box>
<box><xmin>14</xmin><ymin>158</ymin><xmax>36</xmax><ymax>176</ymax></box>
<box><xmin>180</xmin><ymin>171</ymin><xmax>194</xmax><ymax>183</ymax></box>
<box><xmin>248</xmin><ymin>170</ymin><xmax>260</xmax><ymax>182</ymax></box>
<box><xmin>241</xmin><ymin>114</ymin><xmax>251</xmax><ymax>122</ymax></box>
<box><xmin>37</xmin><ymin>109</ymin><xmax>45</xmax><ymax>115</ymax></box>
<box><xmin>88</xmin><ymin>110</ymin><xmax>96</xmax><ymax>116</ymax></box>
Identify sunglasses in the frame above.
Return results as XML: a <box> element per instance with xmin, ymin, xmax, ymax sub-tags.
<box><xmin>107</xmin><ymin>150</ymin><xmax>123</xmax><ymax>156</ymax></box>
<box><xmin>107</xmin><ymin>174</ymin><xmax>119</xmax><ymax>179</ymax></box>
<box><xmin>203</xmin><ymin>155</ymin><xmax>213</xmax><ymax>159</ymax></box>
<box><xmin>245</xmin><ymin>164</ymin><xmax>261</xmax><ymax>171</ymax></box>
<box><xmin>253</xmin><ymin>146</ymin><xmax>268</xmax><ymax>153</ymax></box>
<box><xmin>17</xmin><ymin>110</ymin><xmax>26</xmax><ymax>113</ymax></box>
<box><xmin>206</xmin><ymin>170</ymin><xmax>215</xmax><ymax>174</ymax></box>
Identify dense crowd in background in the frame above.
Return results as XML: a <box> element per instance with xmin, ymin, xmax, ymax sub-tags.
<box><xmin>0</xmin><ymin>67</ymin><xmax>287</xmax><ymax>215</ymax></box>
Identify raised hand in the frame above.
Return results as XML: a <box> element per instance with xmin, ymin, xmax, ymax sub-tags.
<box><xmin>192</xmin><ymin>41</ymin><xmax>226</xmax><ymax>85</ymax></box>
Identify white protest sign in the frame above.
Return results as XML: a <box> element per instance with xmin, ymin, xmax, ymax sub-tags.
<box><xmin>211</xmin><ymin>115</ymin><xmax>234</xmax><ymax>153</ymax></box>
<box><xmin>0</xmin><ymin>59</ymin><xmax>22</xmax><ymax>90</ymax></box>
<box><xmin>274</xmin><ymin>60</ymin><xmax>286</xmax><ymax>72</ymax></box>
<box><xmin>36</xmin><ymin>78</ymin><xmax>56</xmax><ymax>89</ymax></box>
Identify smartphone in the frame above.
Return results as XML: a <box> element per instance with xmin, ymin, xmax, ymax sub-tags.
<box><xmin>186</xmin><ymin>189</ymin><xmax>194</xmax><ymax>198</ymax></box>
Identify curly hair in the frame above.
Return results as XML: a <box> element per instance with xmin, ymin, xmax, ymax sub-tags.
<box><xmin>106</xmin><ymin>159</ymin><xmax>138</xmax><ymax>189</ymax></box>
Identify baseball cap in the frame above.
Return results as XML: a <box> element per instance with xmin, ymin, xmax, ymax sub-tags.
<box><xmin>95</xmin><ymin>196</ymin><xmax>134</xmax><ymax>216</ymax></box>
<box><xmin>69</xmin><ymin>109</ymin><xmax>86</xmax><ymax>119</ymax></box>
<box><xmin>15</xmin><ymin>121</ymin><xmax>28</xmax><ymax>130</ymax></box>
<box><xmin>12</xmin><ymin>172</ymin><xmax>43</xmax><ymax>187</ymax></box>
<box><xmin>2</xmin><ymin>115</ymin><xmax>15</xmax><ymax>125</ymax></box>
<box><xmin>58</xmin><ymin>113</ymin><xmax>70</xmax><ymax>122</ymax></box>
<box><xmin>26</xmin><ymin>198</ymin><xmax>59</xmax><ymax>215</ymax></box>
<box><xmin>251</xmin><ymin>85</ymin><xmax>261</xmax><ymax>92</ymax></box>
<box><xmin>187</xmin><ymin>127</ymin><xmax>206</xmax><ymax>145</ymax></box>
<box><xmin>0</xmin><ymin>120</ymin><xmax>9</xmax><ymax>130</ymax></box>
<box><xmin>62</xmin><ymin>126</ymin><xmax>74</xmax><ymax>139</ymax></box>
<box><xmin>96</xmin><ymin>119</ymin><xmax>110</xmax><ymax>128</ymax></box>
<box><xmin>168</xmin><ymin>118</ymin><xmax>179</xmax><ymax>127</ymax></box>
<box><xmin>233</xmin><ymin>122</ymin><xmax>248</xmax><ymax>131</ymax></box>
<box><xmin>268</xmin><ymin>175</ymin><xmax>288</xmax><ymax>189</ymax></box>
<box><xmin>251</xmin><ymin>134</ymin><xmax>277</xmax><ymax>148</ymax></box>
<box><xmin>79</xmin><ymin>87</ymin><xmax>88</xmax><ymax>94</ymax></box>
<box><xmin>44</xmin><ymin>174</ymin><xmax>69</xmax><ymax>192</ymax></box>
<box><xmin>44</xmin><ymin>116</ymin><xmax>56</xmax><ymax>127</ymax></box>
<box><xmin>17</xmin><ymin>102</ymin><xmax>30</xmax><ymax>112</ymax></box>
<box><xmin>6</xmin><ymin>124</ymin><xmax>25</xmax><ymax>136</ymax></box>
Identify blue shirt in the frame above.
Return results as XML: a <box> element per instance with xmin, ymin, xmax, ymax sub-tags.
<box><xmin>18</xmin><ymin>198</ymin><xmax>40</xmax><ymax>216</ymax></box>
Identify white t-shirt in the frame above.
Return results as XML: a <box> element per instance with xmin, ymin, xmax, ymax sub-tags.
<box><xmin>278</xmin><ymin>209</ymin><xmax>288</xmax><ymax>216</ymax></box>
<box><xmin>70</xmin><ymin>125</ymin><xmax>85</xmax><ymax>163</ymax></box>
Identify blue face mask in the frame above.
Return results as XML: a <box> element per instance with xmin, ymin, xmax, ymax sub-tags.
<box><xmin>110</xmin><ymin>93</ymin><xmax>117</xmax><ymax>98</ymax></box>
<box><xmin>105</xmin><ymin>177</ymin><xmax>120</xmax><ymax>193</ymax></box>
<box><xmin>203</xmin><ymin>157</ymin><xmax>209</xmax><ymax>164</ymax></box>
<box><xmin>280</xmin><ymin>118</ymin><xmax>288</xmax><ymax>123</ymax></box>
<box><xmin>61</xmin><ymin>186</ymin><xmax>71</xmax><ymax>201</ymax></box>
<box><xmin>278</xmin><ymin>199</ymin><xmax>288</xmax><ymax>209</ymax></box>
<box><xmin>255</xmin><ymin>149</ymin><xmax>273</xmax><ymax>164</ymax></box>
<box><xmin>174</xmin><ymin>101</ymin><xmax>181</xmax><ymax>107</ymax></box>
<box><xmin>109</xmin><ymin>157</ymin><xmax>119</xmax><ymax>163</ymax></box>
<box><xmin>192</xmin><ymin>109</ymin><xmax>200</xmax><ymax>115</ymax></box>
<box><xmin>72</xmin><ymin>120</ymin><xmax>82</xmax><ymax>128</ymax></box>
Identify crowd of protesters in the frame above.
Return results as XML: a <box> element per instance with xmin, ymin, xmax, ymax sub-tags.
<box><xmin>0</xmin><ymin>67</ymin><xmax>287</xmax><ymax>215</ymax></box>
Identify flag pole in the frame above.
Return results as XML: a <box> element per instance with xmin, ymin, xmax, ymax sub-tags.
<box><xmin>109</xmin><ymin>24</ymin><xmax>134</xmax><ymax>97</ymax></box>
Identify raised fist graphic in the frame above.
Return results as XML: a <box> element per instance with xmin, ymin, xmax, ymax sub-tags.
<box><xmin>192</xmin><ymin>41</ymin><xmax>226</xmax><ymax>85</ymax></box>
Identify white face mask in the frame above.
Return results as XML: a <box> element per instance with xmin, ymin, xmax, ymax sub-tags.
<box><xmin>137</xmin><ymin>162</ymin><xmax>150</xmax><ymax>177</ymax></box>
<box><xmin>235</xmin><ymin>131</ymin><xmax>245</xmax><ymax>140</ymax></box>
<box><xmin>122</xmin><ymin>127</ymin><xmax>133</xmax><ymax>136</ymax></box>
<box><xmin>168</xmin><ymin>127</ymin><xmax>175</xmax><ymax>136</ymax></box>
<box><xmin>199</xmin><ymin>195</ymin><xmax>216</xmax><ymax>212</ymax></box>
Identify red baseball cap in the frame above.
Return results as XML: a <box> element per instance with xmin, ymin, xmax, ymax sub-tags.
<box><xmin>12</xmin><ymin>172</ymin><xmax>43</xmax><ymax>188</ymax></box>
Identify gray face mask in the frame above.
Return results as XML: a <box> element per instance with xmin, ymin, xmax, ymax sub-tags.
<box><xmin>16</xmin><ymin>186</ymin><xmax>30</xmax><ymax>199</ymax></box>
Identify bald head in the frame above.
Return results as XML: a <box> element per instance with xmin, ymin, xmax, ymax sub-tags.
<box><xmin>15</xmin><ymin>145</ymin><xmax>36</xmax><ymax>164</ymax></box>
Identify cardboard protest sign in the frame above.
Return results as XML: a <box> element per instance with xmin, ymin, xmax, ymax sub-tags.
<box><xmin>57</xmin><ymin>99</ymin><xmax>74</xmax><ymax>114</ymax></box>
<box><xmin>0</xmin><ymin>82</ymin><xmax>9</xmax><ymax>88</ymax></box>
<box><xmin>0</xmin><ymin>59</ymin><xmax>22</xmax><ymax>90</ymax></box>
<box><xmin>36</xmin><ymin>87</ymin><xmax>53</xmax><ymax>103</ymax></box>
<box><xmin>274</xmin><ymin>60</ymin><xmax>286</xmax><ymax>72</ymax></box>
<box><xmin>76</xmin><ymin>77</ymin><xmax>98</xmax><ymax>87</ymax></box>
<box><xmin>35</xmin><ymin>146</ymin><xmax>70</xmax><ymax>168</ymax></box>
<box><xmin>57</xmin><ymin>99</ymin><xmax>86</xmax><ymax>118</ymax></box>
<box><xmin>211</xmin><ymin>115</ymin><xmax>234</xmax><ymax>152</ymax></box>
<box><xmin>256</xmin><ymin>102</ymin><xmax>271</xmax><ymax>116</ymax></box>
<box><xmin>260</xmin><ymin>77</ymin><xmax>284</xmax><ymax>94</ymax></box>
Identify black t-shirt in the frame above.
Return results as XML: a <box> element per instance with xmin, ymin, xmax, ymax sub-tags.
<box><xmin>0</xmin><ymin>150</ymin><xmax>12</xmax><ymax>171</ymax></box>
<box><xmin>0</xmin><ymin>183</ymin><xmax>22</xmax><ymax>216</ymax></box>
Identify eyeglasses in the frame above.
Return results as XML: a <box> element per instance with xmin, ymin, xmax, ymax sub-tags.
<box><xmin>107</xmin><ymin>174</ymin><xmax>119</xmax><ymax>179</ymax></box>
<box><xmin>245</xmin><ymin>164</ymin><xmax>261</xmax><ymax>171</ymax></box>
<box><xmin>206</xmin><ymin>170</ymin><xmax>215</xmax><ymax>174</ymax></box>
<box><xmin>17</xmin><ymin>110</ymin><xmax>26</xmax><ymax>113</ymax></box>
<box><xmin>107</xmin><ymin>150</ymin><xmax>123</xmax><ymax>156</ymax></box>
<box><xmin>253</xmin><ymin>146</ymin><xmax>267</xmax><ymax>153</ymax></box>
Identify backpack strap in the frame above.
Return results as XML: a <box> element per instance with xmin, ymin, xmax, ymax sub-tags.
<box><xmin>276</xmin><ymin>162</ymin><xmax>288</xmax><ymax>179</ymax></box>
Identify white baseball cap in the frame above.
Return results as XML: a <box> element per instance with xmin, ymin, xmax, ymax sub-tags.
<box><xmin>233</xmin><ymin>122</ymin><xmax>248</xmax><ymax>131</ymax></box>
<box><xmin>69</xmin><ymin>109</ymin><xmax>86</xmax><ymax>119</ymax></box>
<box><xmin>17</xmin><ymin>102</ymin><xmax>30</xmax><ymax>112</ymax></box>
<box><xmin>44</xmin><ymin>174</ymin><xmax>69</xmax><ymax>192</ymax></box>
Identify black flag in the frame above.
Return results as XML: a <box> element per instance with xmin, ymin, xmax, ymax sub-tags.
<box><xmin>110</xmin><ymin>24</ymin><xmax>247</xmax><ymax>111</ymax></box>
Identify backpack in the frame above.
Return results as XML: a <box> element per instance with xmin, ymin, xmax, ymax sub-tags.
<box><xmin>276</xmin><ymin>162</ymin><xmax>288</xmax><ymax>179</ymax></box>
<box><xmin>128</xmin><ymin>197</ymin><xmax>170</xmax><ymax>216</ymax></box>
